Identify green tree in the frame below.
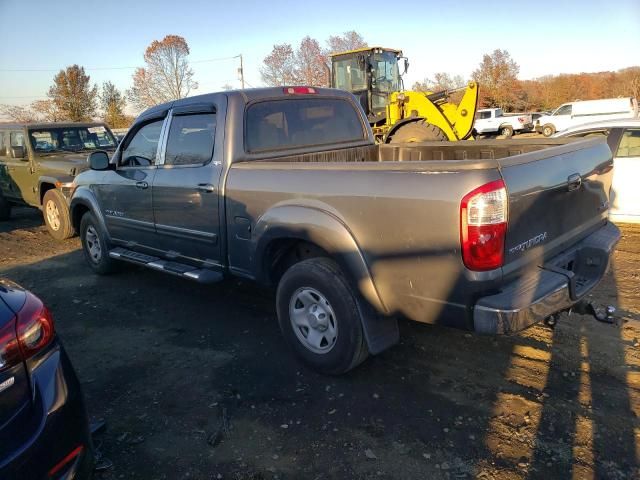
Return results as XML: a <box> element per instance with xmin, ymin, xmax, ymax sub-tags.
<box><xmin>48</xmin><ymin>65</ymin><xmax>97</xmax><ymax>121</ymax></box>
<box><xmin>100</xmin><ymin>82</ymin><xmax>128</xmax><ymax>128</ymax></box>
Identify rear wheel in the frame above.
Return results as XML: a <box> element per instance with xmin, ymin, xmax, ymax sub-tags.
<box><xmin>499</xmin><ymin>125</ymin><xmax>514</xmax><ymax>138</ymax></box>
<box><xmin>276</xmin><ymin>257</ymin><xmax>369</xmax><ymax>374</ymax></box>
<box><xmin>42</xmin><ymin>189</ymin><xmax>73</xmax><ymax>240</ymax></box>
<box><xmin>542</xmin><ymin>124</ymin><xmax>556</xmax><ymax>137</ymax></box>
<box><xmin>0</xmin><ymin>191</ymin><xmax>11</xmax><ymax>221</ymax></box>
<box><xmin>80</xmin><ymin>212</ymin><xmax>118</xmax><ymax>275</ymax></box>
<box><xmin>388</xmin><ymin>120</ymin><xmax>448</xmax><ymax>143</ymax></box>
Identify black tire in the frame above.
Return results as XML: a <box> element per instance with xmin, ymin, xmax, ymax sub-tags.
<box><xmin>42</xmin><ymin>189</ymin><xmax>74</xmax><ymax>240</ymax></box>
<box><xmin>276</xmin><ymin>258</ymin><xmax>369</xmax><ymax>375</ymax></box>
<box><xmin>388</xmin><ymin>120</ymin><xmax>448</xmax><ymax>143</ymax></box>
<box><xmin>542</xmin><ymin>124</ymin><xmax>556</xmax><ymax>137</ymax></box>
<box><xmin>80</xmin><ymin>212</ymin><xmax>118</xmax><ymax>275</ymax></box>
<box><xmin>0</xmin><ymin>191</ymin><xmax>11</xmax><ymax>221</ymax></box>
<box><xmin>499</xmin><ymin>125</ymin><xmax>514</xmax><ymax>138</ymax></box>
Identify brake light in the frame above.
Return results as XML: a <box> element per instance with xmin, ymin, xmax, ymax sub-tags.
<box><xmin>16</xmin><ymin>292</ymin><xmax>55</xmax><ymax>360</ymax></box>
<box><xmin>283</xmin><ymin>86</ymin><xmax>317</xmax><ymax>95</ymax></box>
<box><xmin>48</xmin><ymin>445</ymin><xmax>84</xmax><ymax>478</ymax></box>
<box><xmin>460</xmin><ymin>179</ymin><xmax>508</xmax><ymax>271</ymax></box>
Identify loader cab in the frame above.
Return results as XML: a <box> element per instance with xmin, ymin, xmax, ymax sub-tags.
<box><xmin>330</xmin><ymin>47</ymin><xmax>404</xmax><ymax>124</ymax></box>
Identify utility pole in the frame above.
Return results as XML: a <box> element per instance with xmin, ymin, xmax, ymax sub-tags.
<box><xmin>237</xmin><ymin>54</ymin><xmax>245</xmax><ymax>89</ymax></box>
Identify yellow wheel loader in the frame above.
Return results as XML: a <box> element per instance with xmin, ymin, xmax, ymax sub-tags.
<box><xmin>329</xmin><ymin>47</ymin><xmax>479</xmax><ymax>143</ymax></box>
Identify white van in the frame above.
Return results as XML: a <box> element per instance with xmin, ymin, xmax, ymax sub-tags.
<box><xmin>536</xmin><ymin>97</ymin><xmax>638</xmax><ymax>136</ymax></box>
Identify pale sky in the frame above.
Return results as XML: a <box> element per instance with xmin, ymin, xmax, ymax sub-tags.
<box><xmin>0</xmin><ymin>0</ymin><xmax>638</xmax><ymax>115</ymax></box>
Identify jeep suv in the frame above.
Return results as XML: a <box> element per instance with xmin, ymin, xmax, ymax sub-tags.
<box><xmin>0</xmin><ymin>122</ymin><xmax>117</xmax><ymax>239</ymax></box>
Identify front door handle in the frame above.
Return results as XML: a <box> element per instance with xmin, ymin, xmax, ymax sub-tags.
<box><xmin>567</xmin><ymin>173</ymin><xmax>582</xmax><ymax>191</ymax></box>
<box><xmin>197</xmin><ymin>184</ymin><xmax>215</xmax><ymax>193</ymax></box>
<box><xmin>135</xmin><ymin>181</ymin><xmax>149</xmax><ymax>190</ymax></box>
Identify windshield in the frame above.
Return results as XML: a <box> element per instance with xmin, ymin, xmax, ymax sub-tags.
<box><xmin>28</xmin><ymin>125</ymin><xmax>117</xmax><ymax>154</ymax></box>
<box><xmin>370</xmin><ymin>51</ymin><xmax>400</xmax><ymax>111</ymax></box>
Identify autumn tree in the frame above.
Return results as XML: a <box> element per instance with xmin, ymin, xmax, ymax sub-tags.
<box><xmin>472</xmin><ymin>49</ymin><xmax>521</xmax><ymax>111</ymax></box>
<box><xmin>128</xmin><ymin>35</ymin><xmax>198</xmax><ymax>110</ymax></box>
<box><xmin>100</xmin><ymin>82</ymin><xmax>128</xmax><ymax>128</ymax></box>
<box><xmin>326</xmin><ymin>31</ymin><xmax>367</xmax><ymax>54</ymax></box>
<box><xmin>296</xmin><ymin>36</ymin><xmax>328</xmax><ymax>86</ymax></box>
<box><xmin>260</xmin><ymin>43</ymin><xmax>298</xmax><ymax>86</ymax></box>
<box><xmin>47</xmin><ymin>65</ymin><xmax>97</xmax><ymax>121</ymax></box>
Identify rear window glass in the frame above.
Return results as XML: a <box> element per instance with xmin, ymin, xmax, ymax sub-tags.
<box><xmin>245</xmin><ymin>98</ymin><xmax>365</xmax><ymax>152</ymax></box>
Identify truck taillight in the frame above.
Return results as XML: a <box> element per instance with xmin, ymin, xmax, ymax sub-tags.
<box><xmin>16</xmin><ymin>292</ymin><xmax>55</xmax><ymax>360</ymax></box>
<box><xmin>283</xmin><ymin>86</ymin><xmax>317</xmax><ymax>95</ymax></box>
<box><xmin>460</xmin><ymin>179</ymin><xmax>508</xmax><ymax>271</ymax></box>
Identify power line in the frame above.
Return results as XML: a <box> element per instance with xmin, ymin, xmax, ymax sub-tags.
<box><xmin>0</xmin><ymin>54</ymin><xmax>241</xmax><ymax>73</ymax></box>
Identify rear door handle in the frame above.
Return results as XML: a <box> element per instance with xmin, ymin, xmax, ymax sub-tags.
<box><xmin>197</xmin><ymin>184</ymin><xmax>215</xmax><ymax>193</ymax></box>
<box><xmin>135</xmin><ymin>181</ymin><xmax>148</xmax><ymax>190</ymax></box>
<box><xmin>567</xmin><ymin>173</ymin><xmax>582</xmax><ymax>191</ymax></box>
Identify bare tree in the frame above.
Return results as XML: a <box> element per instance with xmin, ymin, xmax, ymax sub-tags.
<box><xmin>413</xmin><ymin>73</ymin><xmax>466</xmax><ymax>92</ymax></box>
<box><xmin>48</xmin><ymin>64</ymin><xmax>97</xmax><ymax>121</ymax></box>
<box><xmin>0</xmin><ymin>104</ymin><xmax>38</xmax><ymax>123</ymax></box>
<box><xmin>260</xmin><ymin>43</ymin><xmax>298</xmax><ymax>86</ymax></box>
<box><xmin>31</xmin><ymin>99</ymin><xmax>63</xmax><ymax>122</ymax></box>
<box><xmin>128</xmin><ymin>35</ymin><xmax>198</xmax><ymax>110</ymax></box>
<box><xmin>326</xmin><ymin>31</ymin><xmax>367</xmax><ymax>54</ymax></box>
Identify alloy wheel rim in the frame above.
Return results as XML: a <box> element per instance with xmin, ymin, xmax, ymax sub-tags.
<box><xmin>45</xmin><ymin>200</ymin><xmax>60</xmax><ymax>231</ymax></box>
<box><xmin>289</xmin><ymin>287</ymin><xmax>338</xmax><ymax>354</ymax></box>
<box><xmin>85</xmin><ymin>225</ymin><xmax>102</xmax><ymax>262</ymax></box>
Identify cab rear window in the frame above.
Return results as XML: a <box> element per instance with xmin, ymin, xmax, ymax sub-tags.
<box><xmin>245</xmin><ymin>98</ymin><xmax>365</xmax><ymax>152</ymax></box>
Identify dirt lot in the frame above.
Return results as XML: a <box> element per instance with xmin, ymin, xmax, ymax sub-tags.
<box><xmin>1</xmin><ymin>207</ymin><xmax>639</xmax><ymax>480</ymax></box>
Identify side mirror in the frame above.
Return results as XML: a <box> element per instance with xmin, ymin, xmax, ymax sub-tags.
<box><xmin>403</xmin><ymin>58</ymin><xmax>409</xmax><ymax>75</ymax></box>
<box><xmin>88</xmin><ymin>150</ymin><xmax>110</xmax><ymax>171</ymax></box>
<box><xmin>10</xmin><ymin>146</ymin><xmax>26</xmax><ymax>159</ymax></box>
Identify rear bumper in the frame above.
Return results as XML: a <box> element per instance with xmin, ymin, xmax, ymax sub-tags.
<box><xmin>474</xmin><ymin>222</ymin><xmax>620</xmax><ymax>334</ymax></box>
<box><xmin>0</xmin><ymin>344</ymin><xmax>93</xmax><ymax>479</ymax></box>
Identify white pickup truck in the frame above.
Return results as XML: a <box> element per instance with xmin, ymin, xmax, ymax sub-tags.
<box><xmin>473</xmin><ymin>108</ymin><xmax>532</xmax><ymax>137</ymax></box>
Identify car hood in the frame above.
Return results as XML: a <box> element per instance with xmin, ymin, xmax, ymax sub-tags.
<box><xmin>35</xmin><ymin>152</ymin><xmax>113</xmax><ymax>177</ymax></box>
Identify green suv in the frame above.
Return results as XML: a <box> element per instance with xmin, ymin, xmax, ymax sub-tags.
<box><xmin>0</xmin><ymin>122</ymin><xmax>117</xmax><ymax>239</ymax></box>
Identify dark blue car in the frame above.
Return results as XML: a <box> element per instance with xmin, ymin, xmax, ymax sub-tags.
<box><xmin>0</xmin><ymin>279</ymin><xmax>93</xmax><ymax>479</ymax></box>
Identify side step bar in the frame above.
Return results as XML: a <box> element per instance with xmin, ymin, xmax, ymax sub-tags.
<box><xmin>109</xmin><ymin>247</ymin><xmax>223</xmax><ymax>284</ymax></box>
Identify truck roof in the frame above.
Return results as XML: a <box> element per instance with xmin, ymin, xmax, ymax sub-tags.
<box><xmin>0</xmin><ymin>121</ymin><xmax>109</xmax><ymax>130</ymax></box>
<box><xmin>138</xmin><ymin>86</ymin><xmax>358</xmax><ymax>119</ymax></box>
<box><xmin>328</xmin><ymin>46</ymin><xmax>402</xmax><ymax>57</ymax></box>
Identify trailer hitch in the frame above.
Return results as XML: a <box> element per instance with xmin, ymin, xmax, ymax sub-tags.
<box><xmin>570</xmin><ymin>300</ymin><xmax>616</xmax><ymax>324</ymax></box>
<box><xmin>543</xmin><ymin>301</ymin><xmax>616</xmax><ymax>329</ymax></box>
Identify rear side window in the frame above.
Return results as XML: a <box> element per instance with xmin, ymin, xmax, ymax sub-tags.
<box><xmin>165</xmin><ymin>113</ymin><xmax>216</xmax><ymax>166</ymax></box>
<box><xmin>10</xmin><ymin>132</ymin><xmax>25</xmax><ymax>147</ymax></box>
<box><xmin>245</xmin><ymin>98</ymin><xmax>365</xmax><ymax>152</ymax></box>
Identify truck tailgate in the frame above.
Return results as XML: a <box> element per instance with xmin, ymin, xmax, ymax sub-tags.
<box><xmin>499</xmin><ymin>138</ymin><xmax>614</xmax><ymax>272</ymax></box>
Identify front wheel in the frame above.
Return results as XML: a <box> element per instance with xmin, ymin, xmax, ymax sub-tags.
<box><xmin>276</xmin><ymin>258</ymin><xmax>369</xmax><ymax>374</ymax></box>
<box><xmin>542</xmin><ymin>124</ymin><xmax>556</xmax><ymax>137</ymax></box>
<box><xmin>80</xmin><ymin>212</ymin><xmax>118</xmax><ymax>275</ymax></box>
<box><xmin>42</xmin><ymin>189</ymin><xmax>73</xmax><ymax>240</ymax></box>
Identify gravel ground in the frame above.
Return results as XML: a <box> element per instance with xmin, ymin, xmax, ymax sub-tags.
<box><xmin>1</xmin><ymin>207</ymin><xmax>639</xmax><ymax>480</ymax></box>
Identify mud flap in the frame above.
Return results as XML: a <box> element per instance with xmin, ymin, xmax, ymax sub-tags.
<box><xmin>358</xmin><ymin>304</ymin><xmax>399</xmax><ymax>355</ymax></box>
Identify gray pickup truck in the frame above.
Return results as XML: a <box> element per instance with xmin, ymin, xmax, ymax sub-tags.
<box><xmin>70</xmin><ymin>86</ymin><xmax>620</xmax><ymax>374</ymax></box>
<box><xmin>0</xmin><ymin>122</ymin><xmax>118</xmax><ymax>239</ymax></box>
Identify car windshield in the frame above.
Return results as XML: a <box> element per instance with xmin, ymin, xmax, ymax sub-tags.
<box><xmin>28</xmin><ymin>126</ymin><xmax>117</xmax><ymax>154</ymax></box>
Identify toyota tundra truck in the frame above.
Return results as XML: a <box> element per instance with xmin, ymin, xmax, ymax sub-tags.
<box><xmin>69</xmin><ymin>86</ymin><xmax>620</xmax><ymax>374</ymax></box>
